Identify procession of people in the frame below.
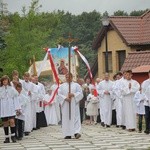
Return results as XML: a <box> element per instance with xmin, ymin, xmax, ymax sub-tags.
<box><xmin>0</xmin><ymin>69</ymin><xmax>150</xmax><ymax>143</ymax></box>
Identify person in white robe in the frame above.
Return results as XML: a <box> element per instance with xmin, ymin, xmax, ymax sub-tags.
<box><xmin>142</xmin><ymin>71</ymin><xmax>150</xmax><ymax>93</ymax></box>
<box><xmin>50</xmin><ymin>82</ymin><xmax>61</xmax><ymax>123</ymax></box>
<box><xmin>142</xmin><ymin>70</ymin><xmax>150</xmax><ymax>134</ymax></box>
<box><xmin>20</xmin><ymin>72</ymin><xmax>36</xmax><ymax>135</ymax></box>
<box><xmin>86</xmin><ymin>88</ymin><xmax>99</xmax><ymax>124</ymax></box>
<box><xmin>134</xmin><ymin>86</ymin><xmax>147</xmax><ymax>133</ymax></box>
<box><xmin>58</xmin><ymin>73</ymin><xmax>83</xmax><ymax>139</ymax></box>
<box><xmin>0</xmin><ymin>75</ymin><xmax>21</xmax><ymax>143</ymax></box>
<box><xmin>112</xmin><ymin>72</ymin><xmax>123</xmax><ymax>127</ymax></box>
<box><xmin>95</xmin><ymin>78</ymin><xmax>103</xmax><ymax>124</ymax></box>
<box><xmin>121</xmin><ymin>70</ymin><xmax>140</xmax><ymax>131</ymax></box>
<box><xmin>11</xmin><ymin>70</ymin><xmax>23</xmax><ymax>83</ymax></box>
<box><xmin>33</xmin><ymin>76</ymin><xmax>47</xmax><ymax>128</ymax></box>
<box><xmin>83</xmin><ymin>77</ymin><xmax>93</xmax><ymax>92</ymax></box>
<box><xmin>97</xmin><ymin>73</ymin><xmax>114</xmax><ymax>127</ymax></box>
<box><xmin>15</xmin><ymin>83</ymin><xmax>29</xmax><ymax>140</ymax></box>
<box><xmin>44</xmin><ymin>88</ymin><xmax>59</xmax><ymax>125</ymax></box>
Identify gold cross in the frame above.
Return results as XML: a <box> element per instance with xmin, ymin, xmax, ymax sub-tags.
<box><xmin>61</xmin><ymin>33</ymin><xmax>78</xmax><ymax>45</ymax></box>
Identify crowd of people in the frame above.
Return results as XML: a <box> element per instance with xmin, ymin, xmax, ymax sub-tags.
<box><xmin>0</xmin><ymin>69</ymin><xmax>150</xmax><ymax>143</ymax></box>
<box><xmin>0</xmin><ymin>70</ymin><xmax>61</xmax><ymax>143</ymax></box>
<box><xmin>79</xmin><ymin>70</ymin><xmax>150</xmax><ymax>134</ymax></box>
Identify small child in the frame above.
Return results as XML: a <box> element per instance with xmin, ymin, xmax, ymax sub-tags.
<box><xmin>86</xmin><ymin>88</ymin><xmax>99</xmax><ymax>125</ymax></box>
<box><xmin>0</xmin><ymin>75</ymin><xmax>21</xmax><ymax>143</ymax></box>
<box><xmin>134</xmin><ymin>86</ymin><xmax>147</xmax><ymax>133</ymax></box>
<box><xmin>83</xmin><ymin>87</ymin><xmax>90</xmax><ymax>120</ymax></box>
<box><xmin>44</xmin><ymin>87</ymin><xmax>59</xmax><ymax>126</ymax></box>
<box><xmin>15</xmin><ymin>83</ymin><xmax>29</xmax><ymax>140</ymax></box>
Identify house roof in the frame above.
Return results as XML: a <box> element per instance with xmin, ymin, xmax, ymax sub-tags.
<box><xmin>93</xmin><ymin>10</ymin><xmax>150</xmax><ymax>50</ymax></box>
<box><xmin>132</xmin><ymin>65</ymin><xmax>150</xmax><ymax>73</ymax></box>
<box><xmin>121</xmin><ymin>51</ymin><xmax>150</xmax><ymax>72</ymax></box>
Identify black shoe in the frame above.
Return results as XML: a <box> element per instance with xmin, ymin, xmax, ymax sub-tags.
<box><xmin>74</xmin><ymin>133</ymin><xmax>81</xmax><ymax>139</ymax></box>
<box><xmin>33</xmin><ymin>128</ymin><xmax>37</xmax><ymax>130</ymax></box>
<box><xmin>121</xmin><ymin>126</ymin><xmax>126</xmax><ymax>130</ymax></box>
<box><xmin>17</xmin><ymin>137</ymin><xmax>22</xmax><ymax>140</ymax></box>
<box><xmin>64</xmin><ymin>136</ymin><xmax>71</xmax><ymax>139</ymax></box>
<box><xmin>101</xmin><ymin>122</ymin><xmax>105</xmax><ymax>127</ymax></box>
<box><xmin>144</xmin><ymin>130</ymin><xmax>149</xmax><ymax>134</ymax></box>
<box><xmin>116</xmin><ymin>125</ymin><xmax>120</xmax><ymax>128</ymax></box>
<box><xmin>106</xmin><ymin>125</ymin><xmax>110</xmax><ymax>128</ymax></box>
<box><xmin>4</xmin><ymin>138</ymin><xmax>10</xmax><ymax>143</ymax></box>
<box><xmin>11</xmin><ymin>136</ymin><xmax>16</xmax><ymax>143</ymax></box>
<box><xmin>24</xmin><ymin>132</ymin><xmax>30</xmax><ymax>136</ymax></box>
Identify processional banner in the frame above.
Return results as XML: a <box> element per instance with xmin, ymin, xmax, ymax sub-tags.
<box><xmin>50</xmin><ymin>47</ymin><xmax>78</xmax><ymax>82</ymax></box>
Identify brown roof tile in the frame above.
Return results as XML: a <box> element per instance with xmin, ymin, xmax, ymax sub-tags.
<box><xmin>121</xmin><ymin>51</ymin><xmax>150</xmax><ymax>72</ymax></box>
<box><xmin>93</xmin><ymin>10</ymin><xmax>150</xmax><ymax>50</ymax></box>
<box><xmin>110</xmin><ymin>11</ymin><xmax>150</xmax><ymax>45</ymax></box>
<box><xmin>132</xmin><ymin>65</ymin><xmax>150</xmax><ymax>73</ymax></box>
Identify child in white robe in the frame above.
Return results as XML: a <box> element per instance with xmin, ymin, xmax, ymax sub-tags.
<box><xmin>86</xmin><ymin>88</ymin><xmax>99</xmax><ymax>124</ymax></box>
<box><xmin>15</xmin><ymin>83</ymin><xmax>29</xmax><ymax>140</ymax></box>
<box><xmin>44</xmin><ymin>89</ymin><xmax>58</xmax><ymax>125</ymax></box>
<box><xmin>134</xmin><ymin>86</ymin><xmax>147</xmax><ymax>133</ymax></box>
<box><xmin>20</xmin><ymin>72</ymin><xmax>36</xmax><ymax>135</ymax></box>
<box><xmin>0</xmin><ymin>75</ymin><xmax>21</xmax><ymax>143</ymax></box>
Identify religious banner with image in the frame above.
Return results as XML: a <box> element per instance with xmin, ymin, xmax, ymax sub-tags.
<box><xmin>50</xmin><ymin>47</ymin><xmax>78</xmax><ymax>82</ymax></box>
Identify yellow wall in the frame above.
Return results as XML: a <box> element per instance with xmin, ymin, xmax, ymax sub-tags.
<box><xmin>97</xmin><ymin>30</ymin><xmax>136</xmax><ymax>79</ymax></box>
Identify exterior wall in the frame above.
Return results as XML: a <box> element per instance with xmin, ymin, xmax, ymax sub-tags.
<box><xmin>132</xmin><ymin>73</ymin><xmax>149</xmax><ymax>84</ymax></box>
<box><xmin>98</xmin><ymin>30</ymin><xmax>135</xmax><ymax>79</ymax></box>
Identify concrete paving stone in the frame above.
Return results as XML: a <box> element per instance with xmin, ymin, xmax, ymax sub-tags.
<box><xmin>73</xmin><ymin>145</ymin><xmax>97</xmax><ymax>148</ymax></box>
<box><xmin>135</xmin><ymin>142</ymin><xmax>150</xmax><ymax>145</ymax></box>
<box><xmin>93</xmin><ymin>143</ymin><xmax>113</xmax><ymax>146</ymax></box>
<box><xmin>0</xmin><ymin>147</ymin><xmax>26</xmax><ymax>150</ymax></box>
<box><xmin>1</xmin><ymin>124</ymin><xmax>150</xmax><ymax>150</ymax></box>
<box><xmin>21</xmin><ymin>144</ymin><xmax>47</xmax><ymax>147</ymax></box>
<box><xmin>68</xmin><ymin>143</ymin><xmax>92</xmax><ymax>146</ymax></box>
<box><xmin>43</xmin><ymin>142</ymin><xmax>65</xmax><ymax>145</ymax></box>
<box><xmin>48</xmin><ymin>145</ymin><xmax>71</xmax><ymax>148</ymax></box>
<box><xmin>99</xmin><ymin>146</ymin><xmax>123</xmax><ymax>149</ymax></box>
<box><xmin>77</xmin><ymin>147</ymin><xmax>101</xmax><ymax>150</ymax></box>
<box><xmin>26</xmin><ymin>148</ymin><xmax>50</xmax><ymax>150</ymax></box>
<box><xmin>52</xmin><ymin>148</ymin><xmax>76</xmax><ymax>150</ymax></box>
<box><xmin>0</xmin><ymin>144</ymin><xmax>22</xmax><ymax>148</ymax></box>
<box><xmin>107</xmin><ymin>149</ymin><xmax>127</xmax><ymax>150</ymax></box>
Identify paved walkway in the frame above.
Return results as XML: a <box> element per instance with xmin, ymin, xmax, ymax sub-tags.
<box><xmin>0</xmin><ymin>124</ymin><xmax>150</xmax><ymax>150</ymax></box>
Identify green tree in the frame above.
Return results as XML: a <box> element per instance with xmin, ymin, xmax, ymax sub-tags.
<box><xmin>2</xmin><ymin>0</ymin><xmax>53</xmax><ymax>76</ymax></box>
<box><xmin>114</xmin><ymin>10</ymin><xmax>128</xmax><ymax>16</ymax></box>
<box><xmin>130</xmin><ymin>9</ymin><xmax>149</xmax><ymax>16</ymax></box>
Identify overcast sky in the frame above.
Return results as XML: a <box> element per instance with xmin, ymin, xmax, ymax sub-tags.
<box><xmin>3</xmin><ymin>0</ymin><xmax>150</xmax><ymax>15</ymax></box>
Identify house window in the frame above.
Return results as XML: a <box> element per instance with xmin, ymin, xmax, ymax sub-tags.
<box><xmin>117</xmin><ymin>50</ymin><xmax>126</xmax><ymax>71</ymax></box>
<box><xmin>103</xmin><ymin>51</ymin><xmax>112</xmax><ymax>72</ymax></box>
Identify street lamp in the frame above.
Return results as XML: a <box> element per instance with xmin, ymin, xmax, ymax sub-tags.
<box><xmin>102</xmin><ymin>15</ymin><xmax>109</xmax><ymax>73</ymax></box>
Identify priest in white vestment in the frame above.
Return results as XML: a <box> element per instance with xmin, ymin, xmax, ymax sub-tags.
<box><xmin>97</xmin><ymin>73</ymin><xmax>114</xmax><ymax>127</ymax></box>
<box><xmin>58</xmin><ymin>73</ymin><xmax>83</xmax><ymax>139</ymax></box>
<box><xmin>121</xmin><ymin>70</ymin><xmax>140</xmax><ymax>131</ymax></box>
